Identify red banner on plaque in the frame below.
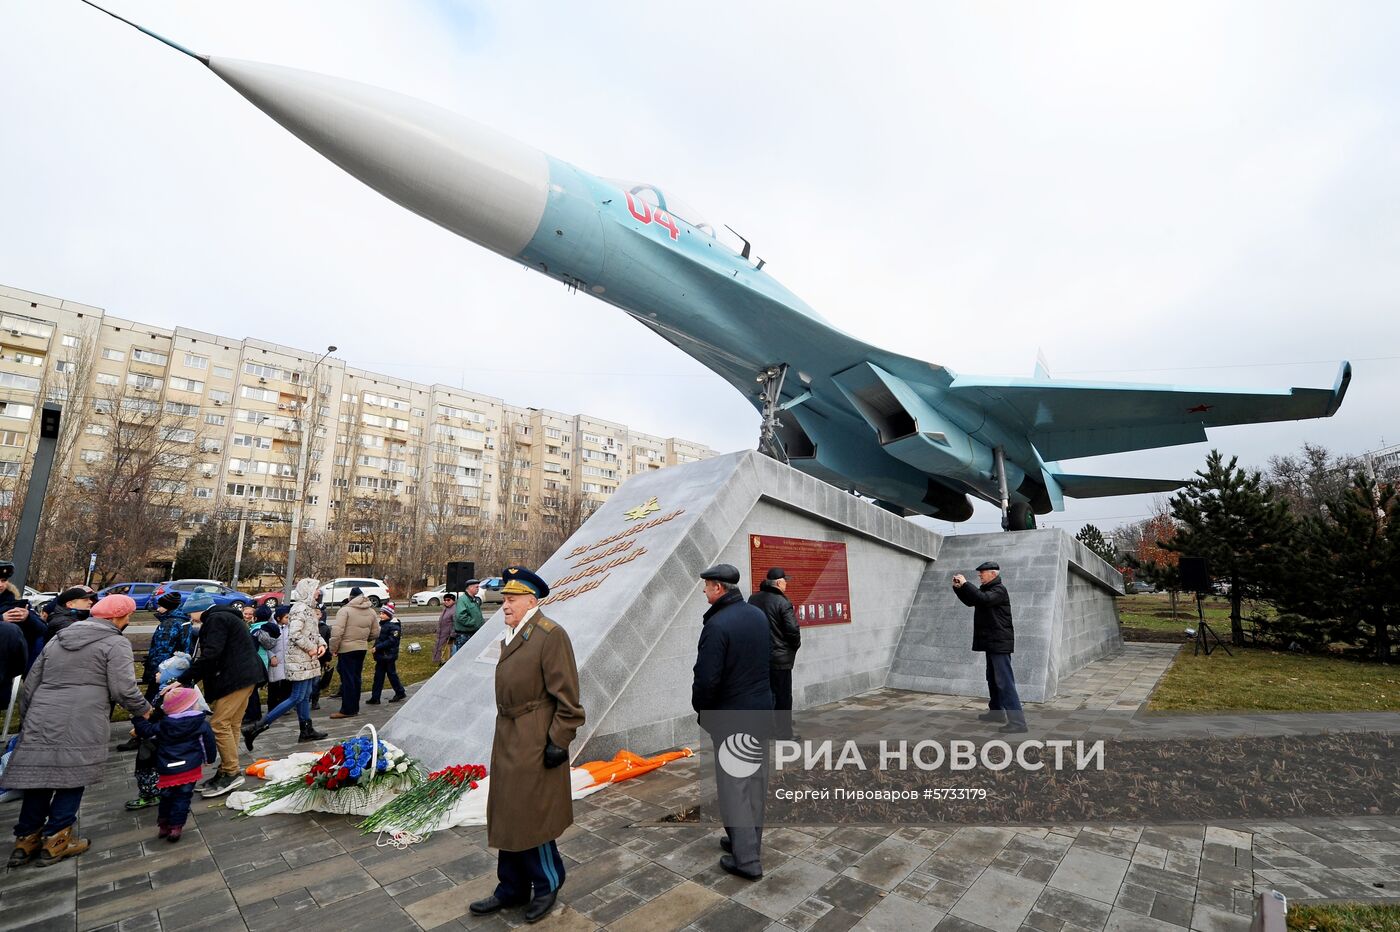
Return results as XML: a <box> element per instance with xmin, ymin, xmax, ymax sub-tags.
<box><xmin>749</xmin><ymin>535</ymin><xmax>852</xmax><ymax>626</ymax></box>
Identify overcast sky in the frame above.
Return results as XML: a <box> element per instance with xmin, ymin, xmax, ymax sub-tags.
<box><xmin>3</xmin><ymin>2</ymin><xmax>1396</xmax><ymax>535</ymax></box>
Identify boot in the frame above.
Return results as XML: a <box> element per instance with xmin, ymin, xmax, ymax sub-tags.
<box><xmin>166</xmin><ymin>825</ymin><xmax>183</xmax><ymax>844</ymax></box>
<box><xmin>7</xmin><ymin>832</ymin><xmax>41</xmax><ymax>868</ymax></box>
<box><xmin>36</xmin><ymin>826</ymin><xmax>90</xmax><ymax>868</ymax></box>
<box><xmin>298</xmin><ymin>720</ymin><xmax>328</xmax><ymax>743</ymax></box>
<box><xmin>242</xmin><ymin>720</ymin><xmax>270</xmax><ymax>752</ymax></box>
<box><xmin>157</xmin><ymin>821</ymin><xmax>171</xmax><ymax>839</ymax></box>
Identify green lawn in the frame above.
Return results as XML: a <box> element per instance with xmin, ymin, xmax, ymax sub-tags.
<box><xmin>389</xmin><ymin>641</ymin><xmax>447</xmax><ymax>688</ymax></box>
<box><xmin>1117</xmin><ymin>592</ymin><xmax>1260</xmax><ymax>634</ymax></box>
<box><xmin>1149</xmin><ymin>644</ymin><xmax>1400</xmax><ymax>713</ymax></box>
<box><xmin>1287</xmin><ymin>902</ymin><xmax>1400</xmax><ymax>931</ymax></box>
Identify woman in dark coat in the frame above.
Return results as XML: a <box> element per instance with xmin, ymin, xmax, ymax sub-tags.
<box><xmin>6</xmin><ymin>594</ymin><xmax>151</xmax><ymax>868</ymax></box>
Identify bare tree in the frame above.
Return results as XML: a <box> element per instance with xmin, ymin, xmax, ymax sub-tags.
<box><xmin>38</xmin><ymin>387</ymin><xmax>209</xmax><ymax>586</ymax></box>
<box><xmin>528</xmin><ymin>485</ymin><xmax>597</xmax><ymax>567</ymax></box>
<box><xmin>493</xmin><ymin>416</ymin><xmax>526</xmax><ymax>562</ymax></box>
<box><xmin>1</xmin><ymin>320</ymin><xmax>100</xmax><ymax>570</ymax></box>
<box><xmin>322</xmin><ymin>394</ymin><xmax>363</xmax><ymax>580</ymax></box>
<box><xmin>346</xmin><ymin>488</ymin><xmax>407</xmax><ymax>588</ymax></box>
<box><xmin>293</xmin><ymin>527</ymin><xmax>342</xmax><ymax>583</ymax></box>
<box><xmin>1265</xmin><ymin>442</ymin><xmax>1355</xmax><ymax>523</ymax></box>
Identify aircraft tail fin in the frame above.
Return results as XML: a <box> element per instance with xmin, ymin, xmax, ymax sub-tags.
<box><xmin>1034</xmin><ymin>349</ymin><xmax>1052</xmax><ymax>380</ymax></box>
<box><xmin>1052</xmin><ymin>473</ymin><xmax>1185</xmax><ymax>499</ymax></box>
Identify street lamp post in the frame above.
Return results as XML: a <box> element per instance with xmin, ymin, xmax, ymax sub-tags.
<box><xmin>284</xmin><ymin>345</ymin><xmax>335</xmax><ymax>589</ymax></box>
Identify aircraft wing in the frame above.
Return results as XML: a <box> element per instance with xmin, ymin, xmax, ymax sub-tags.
<box><xmin>947</xmin><ymin>362</ymin><xmax>1351</xmax><ymax>461</ymax></box>
<box><xmin>1049</xmin><ymin>474</ymin><xmax>1186</xmax><ymax>499</ymax></box>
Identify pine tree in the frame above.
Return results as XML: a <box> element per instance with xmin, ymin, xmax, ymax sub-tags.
<box><xmin>1075</xmin><ymin>523</ymin><xmax>1118</xmax><ymax>565</ymax></box>
<box><xmin>1284</xmin><ymin>473</ymin><xmax>1398</xmax><ymax>663</ymax></box>
<box><xmin>1164</xmin><ymin>450</ymin><xmax>1295</xmax><ymax>646</ymax></box>
<box><xmin>1382</xmin><ymin>481</ymin><xmax>1400</xmax><ymax>664</ymax></box>
<box><xmin>172</xmin><ymin>520</ymin><xmax>237</xmax><ymax>583</ymax></box>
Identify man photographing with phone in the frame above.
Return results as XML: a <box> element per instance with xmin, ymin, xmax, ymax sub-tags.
<box><xmin>952</xmin><ymin>561</ymin><xmax>1026</xmax><ymax>733</ymax></box>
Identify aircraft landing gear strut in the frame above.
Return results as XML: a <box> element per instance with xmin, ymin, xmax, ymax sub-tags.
<box><xmin>994</xmin><ymin>447</ymin><xmax>1035</xmax><ymax>531</ymax></box>
<box><xmin>757</xmin><ymin>364</ymin><xmax>789</xmax><ymax>464</ymax></box>
<box><xmin>994</xmin><ymin>446</ymin><xmax>1011</xmax><ymax>530</ymax></box>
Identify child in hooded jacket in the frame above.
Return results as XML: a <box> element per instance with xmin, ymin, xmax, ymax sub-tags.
<box><xmin>133</xmin><ymin>683</ymin><xmax>216</xmax><ymax>843</ymax></box>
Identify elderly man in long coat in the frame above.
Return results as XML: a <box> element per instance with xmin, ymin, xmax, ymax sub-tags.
<box><xmin>469</xmin><ymin>566</ymin><xmax>584</xmax><ymax>925</ymax></box>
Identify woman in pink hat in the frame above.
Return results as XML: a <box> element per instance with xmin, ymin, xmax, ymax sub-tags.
<box><xmin>5</xmin><ymin>594</ymin><xmax>151</xmax><ymax>868</ymax></box>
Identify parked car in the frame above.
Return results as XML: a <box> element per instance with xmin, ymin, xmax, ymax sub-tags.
<box><xmin>410</xmin><ymin>584</ymin><xmax>447</xmax><ymax>607</ymax></box>
<box><xmin>478</xmin><ymin>577</ymin><xmax>504</xmax><ymax>607</ymax></box>
<box><xmin>254</xmin><ymin>591</ymin><xmax>285</xmax><ymax>609</ymax></box>
<box><xmin>318</xmin><ymin>577</ymin><xmax>391</xmax><ymax>608</ymax></box>
<box><xmin>22</xmin><ymin>586</ymin><xmax>57</xmax><ymax>606</ymax></box>
<box><xmin>97</xmin><ymin>582</ymin><xmax>160</xmax><ymax>610</ymax></box>
<box><xmin>1130</xmin><ymin>580</ymin><xmax>1157</xmax><ymax>594</ymax></box>
<box><xmin>151</xmin><ymin>579</ymin><xmax>256</xmax><ymax>610</ymax></box>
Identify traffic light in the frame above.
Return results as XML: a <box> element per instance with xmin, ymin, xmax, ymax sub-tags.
<box><xmin>40</xmin><ymin>403</ymin><xmax>61</xmax><ymax>440</ymax></box>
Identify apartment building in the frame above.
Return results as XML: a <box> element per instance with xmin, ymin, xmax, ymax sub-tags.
<box><xmin>1359</xmin><ymin>442</ymin><xmax>1400</xmax><ymax>484</ymax></box>
<box><xmin>0</xmin><ymin>283</ymin><xmax>715</xmax><ymax>578</ymax></box>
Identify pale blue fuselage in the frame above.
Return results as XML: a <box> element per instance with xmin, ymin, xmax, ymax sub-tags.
<box><xmin>516</xmin><ymin>156</ymin><xmax>1047</xmax><ymax>519</ymax></box>
<box><xmin>88</xmin><ymin>31</ymin><xmax>1348</xmax><ymax>524</ymax></box>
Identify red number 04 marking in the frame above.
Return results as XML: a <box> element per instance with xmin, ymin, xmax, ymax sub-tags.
<box><xmin>624</xmin><ymin>192</ymin><xmax>680</xmax><ymax>241</ymax></box>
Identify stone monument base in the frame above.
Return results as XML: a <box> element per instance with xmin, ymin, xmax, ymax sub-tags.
<box><xmin>384</xmin><ymin>451</ymin><xmax>1124</xmax><ymax>770</ymax></box>
<box><xmin>885</xmin><ymin>530</ymin><xmax>1124</xmax><ymax>703</ymax></box>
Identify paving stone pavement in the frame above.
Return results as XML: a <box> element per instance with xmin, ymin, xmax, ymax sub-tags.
<box><xmin>3</xmin><ymin>645</ymin><xmax>1398</xmax><ymax>932</ymax></box>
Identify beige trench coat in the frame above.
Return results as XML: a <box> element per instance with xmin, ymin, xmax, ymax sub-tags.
<box><xmin>485</xmin><ymin>612</ymin><xmax>585</xmax><ymax>851</ymax></box>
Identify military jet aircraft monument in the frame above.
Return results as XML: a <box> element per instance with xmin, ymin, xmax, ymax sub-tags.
<box><xmin>82</xmin><ymin>3</ymin><xmax>1352</xmax><ymax>768</ymax></box>
<box><xmin>82</xmin><ymin>0</ymin><xmax>1349</xmax><ymax>534</ymax></box>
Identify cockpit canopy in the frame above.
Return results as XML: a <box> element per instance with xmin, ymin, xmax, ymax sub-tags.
<box><xmin>607</xmin><ymin>179</ymin><xmax>717</xmax><ymax>238</ymax></box>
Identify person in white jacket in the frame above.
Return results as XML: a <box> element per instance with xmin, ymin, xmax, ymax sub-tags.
<box><xmin>242</xmin><ymin>579</ymin><xmax>328</xmax><ymax>748</ymax></box>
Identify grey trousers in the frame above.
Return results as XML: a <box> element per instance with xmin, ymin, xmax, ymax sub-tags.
<box><xmin>712</xmin><ymin>743</ymin><xmax>766</xmax><ymax>874</ymax></box>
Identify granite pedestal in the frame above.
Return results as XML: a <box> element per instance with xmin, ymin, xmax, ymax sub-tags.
<box><xmin>383</xmin><ymin>451</ymin><xmax>1124</xmax><ymax>769</ymax></box>
<box><xmin>886</xmin><ymin>530</ymin><xmax>1125</xmax><ymax>702</ymax></box>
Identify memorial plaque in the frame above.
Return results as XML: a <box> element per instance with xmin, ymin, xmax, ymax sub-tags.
<box><xmin>749</xmin><ymin>534</ymin><xmax>852</xmax><ymax>626</ymax></box>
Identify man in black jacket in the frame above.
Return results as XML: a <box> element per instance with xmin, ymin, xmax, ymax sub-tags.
<box><xmin>0</xmin><ymin>604</ymin><xmax>25</xmax><ymax>685</ymax></box>
<box><xmin>44</xmin><ymin>586</ymin><xmax>97</xmax><ymax>637</ymax></box>
<box><xmin>952</xmin><ymin>561</ymin><xmax>1025</xmax><ymax>733</ymax></box>
<box><xmin>748</xmin><ymin>567</ymin><xmax>800</xmax><ymax>740</ymax></box>
<box><xmin>1</xmin><ymin>588</ymin><xmax>42</xmax><ymax>677</ymax></box>
<box><xmin>692</xmin><ymin>563</ymin><xmax>772</xmax><ymax>881</ymax></box>
<box><xmin>178</xmin><ymin>596</ymin><xmax>266</xmax><ymax>796</ymax></box>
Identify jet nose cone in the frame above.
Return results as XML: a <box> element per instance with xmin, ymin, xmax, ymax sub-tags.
<box><xmin>207</xmin><ymin>57</ymin><xmax>549</xmax><ymax>258</ymax></box>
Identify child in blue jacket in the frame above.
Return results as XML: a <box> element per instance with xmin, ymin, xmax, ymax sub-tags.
<box><xmin>133</xmin><ymin>684</ymin><xmax>216</xmax><ymax>843</ymax></box>
<box><xmin>366</xmin><ymin>605</ymin><xmax>406</xmax><ymax>704</ymax></box>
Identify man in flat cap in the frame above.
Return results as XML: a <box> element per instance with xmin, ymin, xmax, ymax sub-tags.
<box><xmin>748</xmin><ymin>567</ymin><xmax>801</xmax><ymax>740</ymax></box>
<box><xmin>693</xmin><ymin>563</ymin><xmax>773</xmax><ymax>880</ymax></box>
<box><xmin>451</xmin><ymin>578</ymin><xmax>485</xmax><ymax>655</ymax></box>
<box><xmin>952</xmin><ymin>561</ymin><xmax>1025</xmax><ymax>733</ymax></box>
<box><xmin>470</xmin><ymin>566</ymin><xmax>584</xmax><ymax>925</ymax></box>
